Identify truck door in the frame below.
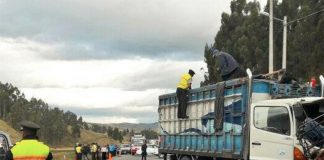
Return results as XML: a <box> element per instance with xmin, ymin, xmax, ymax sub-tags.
<box><xmin>250</xmin><ymin>104</ymin><xmax>294</xmax><ymax>160</ymax></box>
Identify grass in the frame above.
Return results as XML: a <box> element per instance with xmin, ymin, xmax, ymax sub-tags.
<box><xmin>52</xmin><ymin>149</ymin><xmax>75</xmax><ymax>160</ymax></box>
<box><xmin>0</xmin><ymin>119</ymin><xmax>21</xmax><ymax>143</ymax></box>
<box><xmin>0</xmin><ymin>118</ymin><xmax>125</xmax><ymax>152</ymax></box>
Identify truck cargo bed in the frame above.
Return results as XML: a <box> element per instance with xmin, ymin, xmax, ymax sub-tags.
<box><xmin>158</xmin><ymin>78</ymin><xmax>319</xmax><ymax>159</ymax></box>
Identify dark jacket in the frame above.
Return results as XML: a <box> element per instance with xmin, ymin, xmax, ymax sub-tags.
<box><xmin>216</xmin><ymin>52</ymin><xmax>239</xmax><ymax>76</ymax></box>
<box><xmin>141</xmin><ymin>144</ymin><xmax>147</xmax><ymax>156</ymax></box>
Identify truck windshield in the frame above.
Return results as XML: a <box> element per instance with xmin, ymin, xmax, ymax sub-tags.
<box><xmin>295</xmin><ymin>100</ymin><xmax>324</xmax><ymax>129</ymax></box>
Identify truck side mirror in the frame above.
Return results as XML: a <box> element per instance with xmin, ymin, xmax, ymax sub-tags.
<box><xmin>293</xmin><ymin>103</ymin><xmax>306</xmax><ymax>120</ymax></box>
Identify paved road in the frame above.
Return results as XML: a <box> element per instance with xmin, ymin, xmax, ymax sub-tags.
<box><xmin>113</xmin><ymin>155</ymin><xmax>163</xmax><ymax>160</ymax></box>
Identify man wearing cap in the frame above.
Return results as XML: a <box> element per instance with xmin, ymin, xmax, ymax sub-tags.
<box><xmin>176</xmin><ymin>69</ymin><xmax>195</xmax><ymax>119</ymax></box>
<box><xmin>211</xmin><ymin>48</ymin><xmax>246</xmax><ymax>81</ymax></box>
<box><xmin>5</xmin><ymin>121</ymin><xmax>53</xmax><ymax>160</ymax></box>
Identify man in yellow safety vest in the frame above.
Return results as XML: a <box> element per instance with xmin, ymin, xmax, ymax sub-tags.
<box><xmin>91</xmin><ymin>143</ymin><xmax>97</xmax><ymax>160</ymax></box>
<box><xmin>5</xmin><ymin>121</ymin><xmax>53</xmax><ymax>160</ymax></box>
<box><xmin>177</xmin><ymin>69</ymin><xmax>195</xmax><ymax>119</ymax></box>
<box><xmin>76</xmin><ymin>143</ymin><xmax>82</xmax><ymax>160</ymax></box>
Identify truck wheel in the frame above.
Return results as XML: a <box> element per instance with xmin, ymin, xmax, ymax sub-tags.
<box><xmin>170</xmin><ymin>155</ymin><xmax>177</xmax><ymax>160</ymax></box>
<box><xmin>180</xmin><ymin>156</ymin><xmax>191</xmax><ymax>160</ymax></box>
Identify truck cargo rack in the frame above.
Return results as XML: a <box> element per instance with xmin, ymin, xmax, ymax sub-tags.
<box><xmin>158</xmin><ymin>71</ymin><xmax>323</xmax><ymax>160</ymax></box>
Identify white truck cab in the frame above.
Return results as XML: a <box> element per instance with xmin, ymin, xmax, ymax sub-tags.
<box><xmin>250</xmin><ymin>97</ymin><xmax>324</xmax><ymax>160</ymax></box>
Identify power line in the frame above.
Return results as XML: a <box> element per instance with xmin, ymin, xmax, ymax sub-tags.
<box><xmin>288</xmin><ymin>8</ymin><xmax>324</xmax><ymax>24</ymax></box>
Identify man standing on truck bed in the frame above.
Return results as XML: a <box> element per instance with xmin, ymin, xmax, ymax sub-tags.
<box><xmin>5</xmin><ymin>121</ymin><xmax>53</xmax><ymax>160</ymax></box>
<box><xmin>177</xmin><ymin>69</ymin><xmax>195</xmax><ymax>119</ymax></box>
<box><xmin>211</xmin><ymin>48</ymin><xmax>246</xmax><ymax>81</ymax></box>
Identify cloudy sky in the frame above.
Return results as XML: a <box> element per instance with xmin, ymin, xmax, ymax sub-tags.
<box><xmin>0</xmin><ymin>0</ymin><xmax>267</xmax><ymax>123</ymax></box>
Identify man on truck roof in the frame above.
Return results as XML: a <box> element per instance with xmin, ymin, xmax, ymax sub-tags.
<box><xmin>211</xmin><ymin>48</ymin><xmax>246</xmax><ymax>81</ymax></box>
<box><xmin>176</xmin><ymin>69</ymin><xmax>195</xmax><ymax>119</ymax></box>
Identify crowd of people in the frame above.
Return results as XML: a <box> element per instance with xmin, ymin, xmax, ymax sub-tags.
<box><xmin>75</xmin><ymin>143</ymin><xmax>118</xmax><ymax>160</ymax></box>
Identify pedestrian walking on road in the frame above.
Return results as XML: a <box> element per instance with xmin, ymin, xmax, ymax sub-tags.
<box><xmin>141</xmin><ymin>142</ymin><xmax>147</xmax><ymax>160</ymax></box>
<box><xmin>5</xmin><ymin>120</ymin><xmax>53</xmax><ymax>160</ymax></box>
<box><xmin>176</xmin><ymin>69</ymin><xmax>195</xmax><ymax>119</ymax></box>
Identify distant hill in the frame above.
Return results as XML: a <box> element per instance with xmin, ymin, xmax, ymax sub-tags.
<box><xmin>0</xmin><ymin>119</ymin><xmax>119</xmax><ymax>147</ymax></box>
<box><xmin>89</xmin><ymin>122</ymin><xmax>159</xmax><ymax>132</ymax></box>
<box><xmin>0</xmin><ymin>119</ymin><xmax>21</xmax><ymax>143</ymax></box>
<box><xmin>77</xmin><ymin>129</ymin><xmax>118</xmax><ymax>146</ymax></box>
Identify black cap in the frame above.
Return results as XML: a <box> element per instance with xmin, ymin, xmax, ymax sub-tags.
<box><xmin>20</xmin><ymin>121</ymin><xmax>40</xmax><ymax>131</ymax></box>
<box><xmin>188</xmin><ymin>69</ymin><xmax>195</xmax><ymax>76</ymax></box>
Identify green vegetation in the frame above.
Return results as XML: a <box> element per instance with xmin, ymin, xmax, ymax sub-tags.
<box><xmin>0</xmin><ymin>82</ymin><xmax>83</xmax><ymax>146</ymax></box>
<box><xmin>52</xmin><ymin>149</ymin><xmax>75</xmax><ymax>160</ymax></box>
<box><xmin>141</xmin><ymin>129</ymin><xmax>159</xmax><ymax>139</ymax></box>
<box><xmin>203</xmin><ymin>0</ymin><xmax>324</xmax><ymax>85</ymax></box>
<box><xmin>0</xmin><ymin>119</ymin><xmax>21</xmax><ymax>143</ymax></box>
<box><xmin>0</xmin><ymin>81</ymin><xmax>155</xmax><ymax>147</ymax></box>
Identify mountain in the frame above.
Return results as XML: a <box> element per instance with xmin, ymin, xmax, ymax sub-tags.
<box><xmin>89</xmin><ymin>122</ymin><xmax>159</xmax><ymax>132</ymax></box>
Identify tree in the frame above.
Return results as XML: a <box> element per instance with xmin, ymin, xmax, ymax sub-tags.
<box><xmin>203</xmin><ymin>0</ymin><xmax>324</xmax><ymax>85</ymax></box>
<box><xmin>0</xmin><ymin>82</ymin><xmax>83</xmax><ymax>145</ymax></box>
<box><xmin>107</xmin><ymin>126</ymin><xmax>113</xmax><ymax>137</ymax></box>
<box><xmin>141</xmin><ymin>129</ymin><xmax>158</xmax><ymax>139</ymax></box>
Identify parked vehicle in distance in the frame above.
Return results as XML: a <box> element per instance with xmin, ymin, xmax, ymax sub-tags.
<box><xmin>136</xmin><ymin>145</ymin><xmax>159</xmax><ymax>156</ymax></box>
<box><xmin>131</xmin><ymin>144</ymin><xmax>141</xmax><ymax>155</ymax></box>
<box><xmin>119</xmin><ymin>143</ymin><xmax>131</xmax><ymax>154</ymax></box>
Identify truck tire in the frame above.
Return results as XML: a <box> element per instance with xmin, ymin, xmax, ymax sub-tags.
<box><xmin>180</xmin><ymin>156</ymin><xmax>191</xmax><ymax>160</ymax></box>
<box><xmin>170</xmin><ymin>155</ymin><xmax>177</xmax><ymax>160</ymax></box>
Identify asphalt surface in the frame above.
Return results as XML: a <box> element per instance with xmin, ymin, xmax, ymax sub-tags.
<box><xmin>113</xmin><ymin>155</ymin><xmax>163</xmax><ymax>160</ymax></box>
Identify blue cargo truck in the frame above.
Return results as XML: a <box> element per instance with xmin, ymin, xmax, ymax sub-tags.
<box><xmin>158</xmin><ymin>70</ymin><xmax>324</xmax><ymax>160</ymax></box>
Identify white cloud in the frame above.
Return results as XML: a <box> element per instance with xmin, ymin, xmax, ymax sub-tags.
<box><xmin>84</xmin><ymin>116</ymin><xmax>140</xmax><ymax>124</ymax></box>
<box><xmin>0</xmin><ymin>0</ymin><xmax>230</xmax><ymax>60</ymax></box>
<box><xmin>2</xmin><ymin>0</ymin><xmax>269</xmax><ymax>123</ymax></box>
<box><xmin>0</xmin><ymin>37</ymin><xmax>206</xmax><ymax>123</ymax></box>
<box><xmin>21</xmin><ymin>87</ymin><xmax>166</xmax><ymax>109</ymax></box>
<box><xmin>0</xmin><ymin>37</ymin><xmax>205</xmax><ymax>89</ymax></box>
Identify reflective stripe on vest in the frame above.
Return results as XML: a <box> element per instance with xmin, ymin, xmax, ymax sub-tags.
<box><xmin>11</xmin><ymin>140</ymin><xmax>49</xmax><ymax>160</ymax></box>
<box><xmin>177</xmin><ymin>73</ymin><xmax>192</xmax><ymax>89</ymax></box>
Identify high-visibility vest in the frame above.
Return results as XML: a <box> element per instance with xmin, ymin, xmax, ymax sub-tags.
<box><xmin>11</xmin><ymin>139</ymin><xmax>50</xmax><ymax>160</ymax></box>
<box><xmin>177</xmin><ymin>73</ymin><xmax>192</xmax><ymax>90</ymax></box>
<box><xmin>91</xmin><ymin>145</ymin><xmax>97</xmax><ymax>152</ymax></box>
<box><xmin>76</xmin><ymin>146</ymin><xmax>82</xmax><ymax>154</ymax></box>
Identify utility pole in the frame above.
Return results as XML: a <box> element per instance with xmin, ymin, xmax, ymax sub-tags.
<box><xmin>269</xmin><ymin>0</ymin><xmax>274</xmax><ymax>73</ymax></box>
<box><xmin>282</xmin><ymin>16</ymin><xmax>287</xmax><ymax>69</ymax></box>
<box><xmin>261</xmin><ymin>8</ymin><xmax>324</xmax><ymax>71</ymax></box>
